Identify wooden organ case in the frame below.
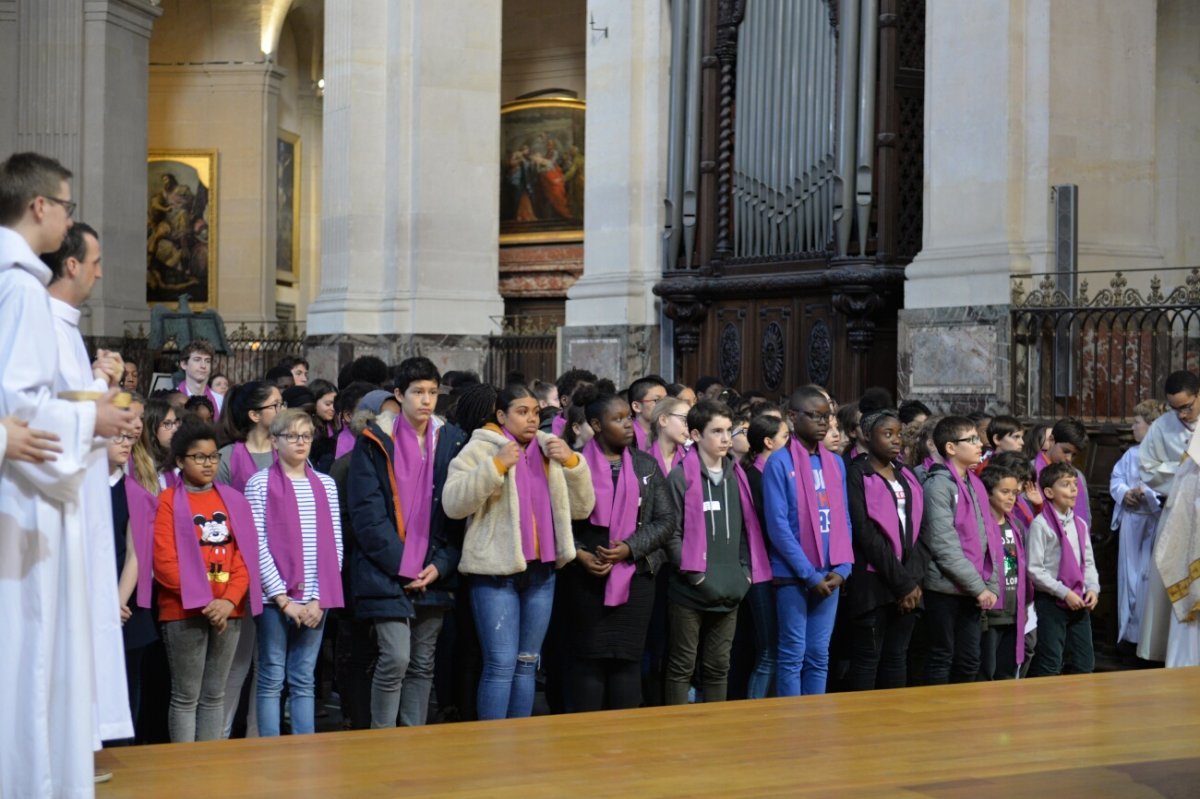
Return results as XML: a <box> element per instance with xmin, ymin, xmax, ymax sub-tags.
<box><xmin>654</xmin><ymin>0</ymin><xmax>926</xmax><ymax>401</ymax></box>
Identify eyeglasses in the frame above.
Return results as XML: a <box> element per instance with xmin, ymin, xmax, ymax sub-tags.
<box><xmin>794</xmin><ymin>410</ymin><xmax>833</xmax><ymax>422</ymax></box>
<box><xmin>953</xmin><ymin>435</ymin><xmax>982</xmax><ymax>445</ymax></box>
<box><xmin>276</xmin><ymin>432</ymin><xmax>313</xmax><ymax>444</ymax></box>
<box><xmin>1169</xmin><ymin>395</ymin><xmax>1198</xmax><ymax>417</ymax></box>
<box><xmin>160</xmin><ymin>418</ymin><xmax>182</xmax><ymax>429</ymax></box>
<box><xmin>184</xmin><ymin>453</ymin><xmax>220</xmax><ymax>465</ymax></box>
<box><xmin>732</xmin><ymin>428</ymin><xmax>746</xmax><ymax>438</ymax></box>
<box><xmin>43</xmin><ymin>195</ymin><xmax>77</xmax><ymax>217</ymax></box>
<box><xmin>110</xmin><ymin>433</ymin><xmax>136</xmax><ymax>443</ymax></box>
<box><xmin>668</xmin><ymin>413</ymin><xmax>689</xmax><ymax>423</ymax></box>
<box><xmin>255</xmin><ymin>400</ymin><xmax>286</xmax><ymax>412</ymax></box>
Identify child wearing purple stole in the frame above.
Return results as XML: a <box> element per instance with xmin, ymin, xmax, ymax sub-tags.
<box><xmin>978</xmin><ymin>455</ymin><xmax>1035</xmax><ymax>680</ymax></box>
<box><xmin>152</xmin><ymin>420</ymin><xmax>262</xmax><ymax>743</ymax></box>
<box><xmin>665</xmin><ymin>400</ymin><xmax>772</xmax><ymax>705</ymax></box>
<box><xmin>245</xmin><ymin>409</ymin><xmax>344</xmax><ymax>736</ymax></box>
<box><xmin>628</xmin><ymin>375</ymin><xmax>668</xmax><ymax>453</ymax></box>
<box><xmin>920</xmin><ymin>416</ymin><xmax>1005</xmax><ymax>685</ymax></box>
<box><xmin>1027</xmin><ymin>461</ymin><xmax>1099</xmax><ymax>676</ymax></box>
<box><xmin>217</xmin><ymin>381</ymin><xmax>283</xmax><ymax>491</ymax></box>
<box><xmin>1032</xmin><ymin>418</ymin><xmax>1091</xmax><ymax>526</ymax></box>
<box><xmin>763</xmin><ymin>387</ymin><xmax>854</xmax><ymax>696</ymax></box>
<box><xmin>845</xmin><ymin>410</ymin><xmax>928</xmax><ymax>690</ymax></box>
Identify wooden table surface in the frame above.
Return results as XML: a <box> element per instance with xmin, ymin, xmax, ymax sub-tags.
<box><xmin>98</xmin><ymin>668</ymin><xmax>1200</xmax><ymax>798</ymax></box>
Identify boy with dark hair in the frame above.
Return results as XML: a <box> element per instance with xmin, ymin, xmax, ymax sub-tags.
<box><xmin>978</xmin><ymin>459</ymin><xmax>1033</xmax><ymax>679</ymax></box>
<box><xmin>276</xmin><ymin>355</ymin><xmax>309</xmax><ymax>386</ymax></box>
<box><xmin>1034</xmin><ymin>417</ymin><xmax>1091</xmax><ymax>524</ymax></box>
<box><xmin>920</xmin><ymin>415</ymin><xmax>1005</xmax><ymax>684</ymax></box>
<box><xmin>1027</xmin><ymin>461</ymin><xmax>1098</xmax><ymax>676</ymax></box>
<box><xmin>263</xmin><ymin>364</ymin><xmax>295</xmax><ymax>389</ymax></box>
<box><xmin>349</xmin><ymin>355</ymin><xmax>466</xmax><ymax>727</ymax></box>
<box><xmin>551</xmin><ymin>368</ymin><xmax>598</xmax><ymax>436</ymax></box>
<box><xmin>665</xmin><ymin>399</ymin><xmax>771</xmax><ymax>704</ymax></box>
<box><xmin>177</xmin><ymin>338</ymin><xmax>223</xmax><ymax>420</ymax></box>
<box><xmin>898</xmin><ymin>399</ymin><xmax>932</xmax><ymax>426</ymax></box>
<box><xmin>694</xmin><ymin>376</ymin><xmax>724</xmax><ymax>400</ymax></box>
<box><xmin>986</xmin><ymin>415</ymin><xmax>1025</xmax><ymax>454</ymax></box>
<box><xmin>762</xmin><ymin>386</ymin><xmax>854</xmax><ymax>695</ymax></box>
<box><xmin>628</xmin><ymin>374</ymin><xmax>668</xmax><ymax>452</ymax></box>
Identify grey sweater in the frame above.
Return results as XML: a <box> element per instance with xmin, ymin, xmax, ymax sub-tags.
<box><xmin>921</xmin><ymin>465</ymin><xmax>999</xmax><ymax>599</ymax></box>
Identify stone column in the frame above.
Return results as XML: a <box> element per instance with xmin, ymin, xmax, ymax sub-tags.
<box><xmin>899</xmin><ymin>0</ymin><xmax>1159</xmax><ymax>411</ymax></box>
<box><xmin>558</xmin><ymin>0</ymin><xmax>669</xmax><ymax>387</ymax></box>
<box><xmin>306</xmin><ymin>0</ymin><xmax>505</xmax><ymax>378</ymax></box>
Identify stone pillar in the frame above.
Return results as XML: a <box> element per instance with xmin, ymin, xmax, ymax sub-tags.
<box><xmin>306</xmin><ymin>0</ymin><xmax>505</xmax><ymax>378</ymax></box>
<box><xmin>558</xmin><ymin>0</ymin><xmax>669</xmax><ymax>387</ymax></box>
<box><xmin>0</xmin><ymin>2</ymin><xmax>17</xmax><ymax>156</ymax></box>
<box><xmin>149</xmin><ymin>62</ymin><xmax>284</xmax><ymax>323</ymax></box>
<box><xmin>81</xmin><ymin>0</ymin><xmax>162</xmax><ymax>337</ymax></box>
<box><xmin>899</xmin><ymin>0</ymin><xmax>1159</xmax><ymax>411</ymax></box>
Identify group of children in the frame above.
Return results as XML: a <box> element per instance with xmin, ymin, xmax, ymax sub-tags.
<box><xmin>104</xmin><ymin>344</ymin><xmax>1127</xmax><ymax>746</ymax></box>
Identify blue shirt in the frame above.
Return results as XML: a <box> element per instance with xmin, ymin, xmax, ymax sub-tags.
<box><xmin>762</xmin><ymin>446</ymin><xmax>853</xmax><ymax>587</ymax></box>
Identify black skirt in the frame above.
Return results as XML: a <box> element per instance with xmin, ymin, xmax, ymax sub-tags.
<box><xmin>561</xmin><ymin>561</ymin><xmax>656</xmax><ymax>661</ymax></box>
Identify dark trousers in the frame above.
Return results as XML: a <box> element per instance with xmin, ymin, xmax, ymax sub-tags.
<box><xmin>922</xmin><ymin>591</ymin><xmax>983</xmax><ymax>685</ymax></box>
<box><xmin>665</xmin><ymin>603</ymin><xmax>739</xmax><ymax>705</ymax></box>
<box><xmin>1029</xmin><ymin>594</ymin><xmax>1094</xmax><ymax>676</ymax></box>
<box><xmin>979</xmin><ymin>622</ymin><xmax>1027</xmax><ymax>680</ymax></box>
<box><xmin>333</xmin><ymin>612</ymin><xmax>376</xmax><ymax>730</ymax></box>
<box><xmin>848</xmin><ymin>604</ymin><xmax>918</xmax><ymax>690</ymax></box>
<box><xmin>571</xmin><ymin>657</ymin><xmax>643</xmax><ymax>712</ymax></box>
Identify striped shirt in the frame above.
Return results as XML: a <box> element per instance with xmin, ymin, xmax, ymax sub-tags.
<box><xmin>245</xmin><ymin>468</ymin><xmax>344</xmax><ymax>603</ymax></box>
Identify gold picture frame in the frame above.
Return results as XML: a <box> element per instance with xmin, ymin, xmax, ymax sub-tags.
<box><xmin>500</xmin><ymin>96</ymin><xmax>585</xmax><ymax>245</ymax></box>
<box><xmin>276</xmin><ymin>129</ymin><xmax>301</xmax><ymax>286</ymax></box>
<box><xmin>147</xmin><ymin>150</ymin><xmax>218</xmax><ymax>309</ymax></box>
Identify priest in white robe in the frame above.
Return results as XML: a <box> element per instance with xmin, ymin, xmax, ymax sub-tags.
<box><xmin>0</xmin><ymin>152</ymin><xmax>133</xmax><ymax>799</ymax></box>
<box><xmin>45</xmin><ymin>221</ymin><xmax>134</xmax><ymax>746</ymax></box>
<box><xmin>1152</xmin><ymin>424</ymin><xmax>1200</xmax><ymax>667</ymax></box>
<box><xmin>1136</xmin><ymin>371</ymin><xmax>1199</xmax><ymax>661</ymax></box>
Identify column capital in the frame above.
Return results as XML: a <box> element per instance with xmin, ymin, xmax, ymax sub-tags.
<box><xmin>83</xmin><ymin>0</ymin><xmax>161</xmax><ymax>39</ymax></box>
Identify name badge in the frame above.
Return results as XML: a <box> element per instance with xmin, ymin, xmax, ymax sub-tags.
<box><xmin>638</xmin><ymin>496</ymin><xmax>643</xmax><ymax>507</ymax></box>
<box><xmin>703</xmin><ymin>500</ymin><xmax>722</xmax><ymax>513</ymax></box>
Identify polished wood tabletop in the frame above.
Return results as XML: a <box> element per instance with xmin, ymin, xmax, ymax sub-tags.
<box><xmin>98</xmin><ymin>668</ymin><xmax>1200</xmax><ymax>798</ymax></box>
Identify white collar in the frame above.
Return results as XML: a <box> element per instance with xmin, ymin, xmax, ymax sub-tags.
<box><xmin>49</xmin><ymin>296</ymin><xmax>81</xmax><ymax>326</ymax></box>
<box><xmin>0</xmin><ymin>226</ymin><xmax>52</xmax><ymax>285</ymax></box>
<box><xmin>108</xmin><ymin>468</ymin><xmax>123</xmax><ymax>488</ymax></box>
<box><xmin>1054</xmin><ymin>506</ymin><xmax>1075</xmax><ymax>526</ymax></box>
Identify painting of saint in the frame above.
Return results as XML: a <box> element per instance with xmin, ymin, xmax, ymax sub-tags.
<box><xmin>500</xmin><ymin>97</ymin><xmax>585</xmax><ymax>243</ymax></box>
<box><xmin>146</xmin><ymin>152</ymin><xmax>217</xmax><ymax>306</ymax></box>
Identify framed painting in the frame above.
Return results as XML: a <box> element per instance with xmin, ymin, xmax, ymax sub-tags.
<box><xmin>500</xmin><ymin>97</ymin><xmax>585</xmax><ymax>245</ymax></box>
<box><xmin>147</xmin><ymin>150</ymin><xmax>217</xmax><ymax>308</ymax></box>
<box><xmin>276</xmin><ymin>130</ymin><xmax>300</xmax><ymax>286</ymax></box>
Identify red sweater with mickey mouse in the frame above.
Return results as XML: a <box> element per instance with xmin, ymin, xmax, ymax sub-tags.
<box><xmin>152</xmin><ymin>484</ymin><xmax>249</xmax><ymax>622</ymax></box>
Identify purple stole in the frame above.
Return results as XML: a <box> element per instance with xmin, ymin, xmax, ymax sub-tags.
<box><xmin>170</xmin><ymin>483</ymin><xmax>263</xmax><ymax>615</ymax></box>
<box><xmin>551</xmin><ymin>413</ymin><xmax>567</xmax><ymax>437</ymax></box>
<box><xmin>581</xmin><ymin>440</ymin><xmax>641</xmax><ymax>605</ymax></box>
<box><xmin>124</xmin><ymin>475</ymin><xmax>159</xmax><ymax>609</ymax></box>
<box><xmin>334</xmin><ymin>426</ymin><xmax>356</xmax><ymax>460</ymax></box>
<box><xmin>652</xmin><ymin>440</ymin><xmax>684</xmax><ymax>478</ymax></box>
<box><xmin>679</xmin><ymin>448</ymin><xmax>772</xmax><ymax>583</ymax></box>
<box><xmin>1034</xmin><ymin>452</ymin><xmax>1090</xmax><ymax>525</ymax></box>
<box><xmin>1004</xmin><ymin>511</ymin><xmax>1031</xmax><ymax>663</ymax></box>
<box><xmin>503</xmin><ymin>429</ymin><xmax>558</xmax><ymax>564</ymax></box>
<box><xmin>948</xmin><ymin>465</ymin><xmax>1006</xmax><ymax>607</ymax></box>
<box><xmin>862</xmin><ymin>464</ymin><xmax>924</xmax><ymax>574</ymax></box>
<box><xmin>392</xmin><ymin>413</ymin><xmax>436</xmax><ymax>579</ymax></box>
<box><xmin>178</xmin><ymin>381</ymin><xmax>221</xmax><ymax>422</ymax></box>
<box><xmin>786</xmin><ymin>438</ymin><xmax>854</xmax><ymax>569</ymax></box>
<box><xmin>265</xmin><ymin>462</ymin><xmax>345</xmax><ymax>608</ymax></box>
<box><xmin>227</xmin><ymin>441</ymin><xmax>276</xmax><ymax>493</ymax></box>
<box><xmin>632</xmin><ymin>423</ymin><xmax>653</xmax><ymax>453</ymax></box>
<box><xmin>1042</xmin><ymin>505</ymin><xmax>1089</xmax><ymax>610</ymax></box>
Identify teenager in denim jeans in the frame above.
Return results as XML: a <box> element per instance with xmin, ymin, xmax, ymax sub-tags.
<box><xmin>443</xmin><ymin>383</ymin><xmax>594</xmax><ymax>720</ymax></box>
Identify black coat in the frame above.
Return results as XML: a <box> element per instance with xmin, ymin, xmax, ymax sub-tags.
<box><xmin>347</xmin><ymin>418</ymin><xmax>467</xmax><ymax>619</ymax></box>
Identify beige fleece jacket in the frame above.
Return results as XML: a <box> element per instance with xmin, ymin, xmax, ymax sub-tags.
<box><xmin>443</xmin><ymin>426</ymin><xmax>594</xmax><ymax>576</ymax></box>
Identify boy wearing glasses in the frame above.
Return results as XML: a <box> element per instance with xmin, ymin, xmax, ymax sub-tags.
<box><xmin>628</xmin><ymin>374</ymin><xmax>668</xmax><ymax>452</ymax></box>
<box><xmin>762</xmin><ymin>385</ymin><xmax>853</xmax><ymax>696</ymax></box>
<box><xmin>177</xmin><ymin>339</ymin><xmax>223</xmax><ymax>421</ymax></box>
<box><xmin>920</xmin><ymin>416</ymin><xmax>1005</xmax><ymax>685</ymax></box>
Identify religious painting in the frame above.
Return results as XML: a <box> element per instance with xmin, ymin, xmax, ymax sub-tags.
<box><xmin>500</xmin><ymin>97</ymin><xmax>585</xmax><ymax>244</ymax></box>
<box><xmin>276</xmin><ymin>130</ymin><xmax>300</xmax><ymax>285</ymax></box>
<box><xmin>146</xmin><ymin>151</ymin><xmax>217</xmax><ymax>308</ymax></box>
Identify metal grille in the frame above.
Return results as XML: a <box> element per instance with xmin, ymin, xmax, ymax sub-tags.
<box><xmin>1011</xmin><ymin>269</ymin><xmax>1200</xmax><ymax>422</ymax></box>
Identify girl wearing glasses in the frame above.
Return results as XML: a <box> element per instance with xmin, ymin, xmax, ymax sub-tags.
<box><xmin>136</xmin><ymin>397</ymin><xmax>180</xmax><ymax>491</ymax></box>
<box><xmin>244</xmin><ymin>409</ymin><xmax>343</xmax><ymax>736</ymax></box>
<box><xmin>152</xmin><ymin>419</ymin><xmax>261</xmax><ymax>742</ymax></box>
<box><xmin>218</xmin><ymin>381</ymin><xmax>282</xmax><ymax>492</ymax></box>
<box><xmin>649</xmin><ymin>396</ymin><xmax>690</xmax><ymax>476</ymax></box>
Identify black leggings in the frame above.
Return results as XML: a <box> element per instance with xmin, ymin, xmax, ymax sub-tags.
<box><xmin>571</xmin><ymin>657</ymin><xmax>642</xmax><ymax>712</ymax></box>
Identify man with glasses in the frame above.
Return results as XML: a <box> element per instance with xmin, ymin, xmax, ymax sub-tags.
<box><xmin>0</xmin><ymin>151</ymin><xmax>136</xmax><ymax>798</ymax></box>
<box><xmin>177</xmin><ymin>339</ymin><xmax>223</xmax><ymax>421</ymax></box>
<box><xmin>44</xmin><ymin>222</ymin><xmax>135</xmax><ymax>762</ymax></box>
<box><xmin>1137</xmin><ymin>370</ymin><xmax>1199</xmax><ymax>662</ymax></box>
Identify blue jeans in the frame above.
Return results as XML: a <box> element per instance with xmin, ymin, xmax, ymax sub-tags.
<box><xmin>775</xmin><ymin>581</ymin><xmax>840</xmax><ymax>696</ymax></box>
<box><xmin>745</xmin><ymin>581</ymin><xmax>777</xmax><ymax>699</ymax></box>
<box><xmin>255</xmin><ymin>604</ymin><xmax>327</xmax><ymax>736</ymax></box>
<box><xmin>470</xmin><ymin>562</ymin><xmax>556</xmax><ymax>720</ymax></box>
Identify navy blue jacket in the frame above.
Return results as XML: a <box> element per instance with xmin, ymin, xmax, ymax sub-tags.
<box><xmin>347</xmin><ymin>417</ymin><xmax>467</xmax><ymax>619</ymax></box>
